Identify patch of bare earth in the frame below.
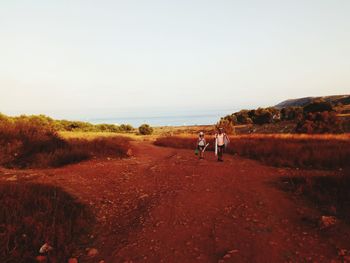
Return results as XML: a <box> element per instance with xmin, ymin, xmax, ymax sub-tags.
<box><xmin>1</xmin><ymin>141</ymin><xmax>350</xmax><ymax>262</ymax></box>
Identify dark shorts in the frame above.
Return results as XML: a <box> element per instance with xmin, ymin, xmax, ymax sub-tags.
<box><xmin>198</xmin><ymin>145</ymin><xmax>205</xmax><ymax>151</ymax></box>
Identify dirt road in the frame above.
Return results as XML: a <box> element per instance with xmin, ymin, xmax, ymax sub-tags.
<box><xmin>2</xmin><ymin>141</ymin><xmax>350</xmax><ymax>262</ymax></box>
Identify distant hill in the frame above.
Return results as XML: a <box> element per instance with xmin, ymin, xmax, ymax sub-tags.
<box><xmin>275</xmin><ymin>95</ymin><xmax>350</xmax><ymax>109</ymax></box>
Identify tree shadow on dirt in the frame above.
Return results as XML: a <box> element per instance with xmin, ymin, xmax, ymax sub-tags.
<box><xmin>276</xmin><ymin>171</ymin><xmax>350</xmax><ymax>223</ymax></box>
<box><xmin>0</xmin><ymin>182</ymin><xmax>95</xmax><ymax>263</ymax></box>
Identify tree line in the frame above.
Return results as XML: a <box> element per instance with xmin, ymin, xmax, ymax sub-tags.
<box><xmin>0</xmin><ymin>113</ymin><xmax>134</xmax><ymax>133</ymax></box>
<box><xmin>218</xmin><ymin>99</ymin><xmax>344</xmax><ymax>134</ymax></box>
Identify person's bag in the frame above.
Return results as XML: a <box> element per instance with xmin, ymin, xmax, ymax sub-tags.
<box><xmin>195</xmin><ymin>148</ymin><xmax>199</xmax><ymax>155</ymax></box>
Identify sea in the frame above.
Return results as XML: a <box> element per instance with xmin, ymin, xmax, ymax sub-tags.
<box><xmin>87</xmin><ymin>109</ymin><xmax>238</xmax><ymax>127</ymax></box>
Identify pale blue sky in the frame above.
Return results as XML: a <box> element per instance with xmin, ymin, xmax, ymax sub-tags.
<box><xmin>1</xmin><ymin>0</ymin><xmax>349</xmax><ymax>119</ymax></box>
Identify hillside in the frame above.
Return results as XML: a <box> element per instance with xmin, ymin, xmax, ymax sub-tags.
<box><xmin>275</xmin><ymin>95</ymin><xmax>350</xmax><ymax>109</ymax></box>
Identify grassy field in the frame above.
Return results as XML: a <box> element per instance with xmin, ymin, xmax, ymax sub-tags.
<box><xmin>0</xmin><ymin>121</ymin><xmax>131</xmax><ymax>168</ymax></box>
<box><xmin>155</xmin><ymin>133</ymin><xmax>350</xmax><ymax>170</ymax></box>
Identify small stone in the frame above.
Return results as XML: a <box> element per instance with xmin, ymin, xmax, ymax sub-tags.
<box><xmin>68</xmin><ymin>258</ymin><xmax>78</xmax><ymax>263</ymax></box>
<box><xmin>39</xmin><ymin>243</ymin><xmax>53</xmax><ymax>254</ymax></box>
<box><xmin>139</xmin><ymin>194</ymin><xmax>149</xmax><ymax>199</ymax></box>
<box><xmin>320</xmin><ymin>216</ymin><xmax>337</xmax><ymax>229</ymax></box>
<box><xmin>223</xmin><ymin>254</ymin><xmax>231</xmax><ymax>259</ymax></box>
<box><xmin>87</xmin><ymin>248</ymin><xmax>98</xmax><ymax>257</ymax></box>
<box><xmin>127</xmin><ymin>149</ymin><xmax>133</xmax><ymax>156</ymax></box>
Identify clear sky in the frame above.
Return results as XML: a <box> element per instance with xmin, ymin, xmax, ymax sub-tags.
<box><xmin>1</xmin><ymin>0</ymin><xmax>349</xmax><ymax>119</ymax></box>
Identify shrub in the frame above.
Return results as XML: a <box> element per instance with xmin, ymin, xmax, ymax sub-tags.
<box><xmin>51</xmin><ymin>118</ymin><xmax>133</xmax><ymax>133</ymax></box>
<box><xmin>296</xmin><ymin>111</ymin><xmax>343</xmax><ymax>134</ymax></box>
<box><xmin>231</xmin><ymin>108</ymin><xmax>278</xmax><ymax>125</ymax></box>
<box><xmin>220</xmin><ymin>114</ymin><xmax>238</xmax><ymax>124</ymax></box>
<box><xmin>138</xmin><ymin>124</ymin><xmax>153</xmax><ymax>135</ymax></box>
<box><xmin>0</xmin><ymin>115</ymin><xmax>131</xmax><ymax>168</ymax></box>
<box><xmin>0</xmin><ymin>182</ymin><xmax>93</xmax><ymax>262</ymax></box>
<box><xmin>234</xmin><ymin>110</ymin><xmax>252</xmax><ymax>124</ymax></box>
<box><xmin>120</xmin><ymin>124</ymin><xmax>134</xmax><ymax>132</ymax></box>
<box><xmin>154</xmin><ymin>134</ymin><xmax>350</xmax><ymax>170</ymax></box>
<box><xmin>280</xmin><ymin>172</ymin><xmax>350</xmax><ymax>223</ymax></box>
<box><xmin>252</xmin><ymin>108</ymin><xmax>273</xmax><ymax>124</ymax></box>
<box><xmin>303</xmin><ymin>100</ymin><xmax>333</xmax><ymax>113</ymax></box>
<box><xmin>280</xmin><ymin>107</ymin><xmax>303</xmax><ymax>121</ymax></box>
<box><xmin>0</xmin><ymin>116</ymin><xmax>65</xmax><ymax>168</ymax></box>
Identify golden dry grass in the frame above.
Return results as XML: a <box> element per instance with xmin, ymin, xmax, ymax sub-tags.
<box><xmin>59</xmin><ymin>131</ymin><xmax>139</xmax><ymax>140</ymax></box>
<box><xmin>155</xmin><ymin>133</ymin><xmax>350</xmax><ymax>169</ymax></box>
<box><xmin>0</xmin><ymin>121</ymin><xmax>132</xmax><ymax>168</ymax></box>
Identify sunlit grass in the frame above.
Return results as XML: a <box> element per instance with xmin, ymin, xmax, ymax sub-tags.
<box><xmin>155</xmin><ymin>133</ymin><xmax>350</xmax><ymax>169</ymax></box>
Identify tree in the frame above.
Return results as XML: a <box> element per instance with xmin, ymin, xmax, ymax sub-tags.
<box><xmin>234</xmin><ymin>110</ymin><xmax>252</xmax><ymax>124</ymax></box>
<box><xmin>252</xmin><ymin>108</ymin><xmax>273</xmax><ymax>125</ymax></box>
<box><xmin>138</xmin><ymin>124</ymin><xmax>153</xmax><ymax>135</ymax></box>
<box><xmin>280</xmin><ymin>107</ymin><xmax>303</xmax><ymax>121</ymax></box>
<box><xmin>296</xmin><ymin>111</ymin><xmax>342</xmax><ymax>134</ymax></box>
<box><xmin>303</xmin><ymin>100</ymin><xmax>333</xmax><ymax>114</ymax></box>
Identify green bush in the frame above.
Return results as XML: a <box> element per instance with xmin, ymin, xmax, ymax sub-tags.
<box><xmin>252</xmin><ymin>108</ymin><xmax>273</xmax><ymax>124</ymax></box>
<box><xmin>303</xmin><ymin>99</ymin><xmax>333</xmax><ymax>113</ymax></box>
<box><xmin>296</xmin><ymin>111</ymin><xmax>343</xmax><ymax>134</ymax></box>
<box><xmin>120</xmin><ymin>124</ymin><xmax>134</xmax><ymax>132</ymax></box>
<box><xmin>138</xmin><ymin>124</ymin><xmax>153</xmax><ymax>135</ymax></box>
<box><xmin>0</xmin><ymin>113</ymin><xmax>131</xmax><ymax>168</ymax></box>
<box><xmin>280</xmin><ymin>107</ymin><xmax>303</xmax><ymax>121</ymax></box>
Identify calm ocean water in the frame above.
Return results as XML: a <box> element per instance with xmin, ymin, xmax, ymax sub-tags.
<box><xmin>88</xmin><ymin>110</ymin><xmax>236</xmax><ymax>127</ymax></box>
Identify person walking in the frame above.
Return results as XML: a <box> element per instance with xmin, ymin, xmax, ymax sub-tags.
<box><xmin>197</xmin><ymin>131</ymin><xmax>206</xmax><ymax>159</ymax></box>
<box><xmin>215</xmin><ymin>127</ymin><xmax>229</xmax><ymax>162</ymax></box>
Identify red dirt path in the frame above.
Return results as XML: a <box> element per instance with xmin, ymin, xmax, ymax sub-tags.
<box><xmin>1</xmin><ymin>141</ymin><xmax>350</xmax><ymax>262</ymax></box>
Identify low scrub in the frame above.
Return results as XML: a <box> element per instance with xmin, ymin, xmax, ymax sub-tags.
<box><xmin>0</xmin><ymin>113</ymin><xmax>134</xmax><ymax>133</ymax></box>
<box><xmin>154</xmin><ymin>134</ymin><xmax>350</xmax><ymax>169</ymax></box>
<box><xmin>138</xmin><ymin>124</ymin><xmax>153</xmax><ymax>135</ymax></box>
<box><xmin>0</xmin><ymin>182</ymin><xmax>93</xmax><ymax>262</ymax></box>
<box><xmin>0</xmin><ymin>118</ymin><xmax>131</xmax><ymax>168</ymax></box>
<box><xmin>280</xmin><ymin>172</ymin><xmax>350</xmax><ymax>222</ymax></box>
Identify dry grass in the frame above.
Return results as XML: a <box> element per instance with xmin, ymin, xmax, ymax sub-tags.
<box><xmin>154</xmin><ymin>134</ymin><xmax>350</xmax><ymax>169</ymax></box>
<box><xmin>0</xmin><ymin>182</ymin><xmax>93</xmax><ymax>262</ymax></box>
<box><xmin>152</xmin><ymin>125</ymin><xmax>215</xmax><ymax>136</ymax></box>
<box><xmin>280</xmin><ymin>172</ymin><xmax>350</xmax><ymax>222</ymax></box>
<box><xmin>0</xmin><ymin>120</ymin><xmax>131</xmax><ymax>168</ymax></box>
<box><xmin>60</xmin><ymin>131</ymin><xmax>150</xmax><ymax>141</ymax></box>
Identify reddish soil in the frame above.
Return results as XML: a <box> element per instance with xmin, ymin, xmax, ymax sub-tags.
<box><xmin>1</xmin><ymin>141</ymin><xmax>350</xmax><ymax>262</ymax></box>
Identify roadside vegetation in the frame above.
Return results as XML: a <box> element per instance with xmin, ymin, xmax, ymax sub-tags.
<box><xmin>218</xmin><ymin>98</ymin><xmax>349</xmax><ymax>134</ymax></box>
<box><xmin>154</xmin><ymin>134</ymin><xmax>350</xmax><ymax>170</ymax></box>
<box><xmin>0</xmin><ymin>115</ymin><xmax>131</xmax><ymax>168</ymax></box>
<box><xmin>0</xmin><ymin>113</ymin><xmax>134</xmax><ymax>133</ymax></box>
<box><xmin>280</xmin><ymin>172</ymin><xmax>350</xmax><ymax>223</ymax></box>
<box><xmin>138</xmin><ymin>124</ymin><xmax>154</xmax><ymax>135</ymax></box>
<box><xmin>0</xmin><ymin>182</ymin><xmax>93</xmax><ymax>262</ymax></box>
